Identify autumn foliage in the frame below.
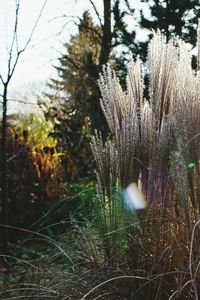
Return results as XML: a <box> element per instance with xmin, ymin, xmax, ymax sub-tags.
<box><xmin>5</xmin><ymin>114</ymin><xmax>64</xmax><ymax>228</ymax></box>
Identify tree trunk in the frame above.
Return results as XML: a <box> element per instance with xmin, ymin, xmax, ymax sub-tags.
<box><xmin>1</xmin><ymin>83</ymin><xmax>9</xmax><ymax>270</ymax></box>
<box><xmin>99</xmin><ymin>0</ymin><xmax>112</xmax><ymax>66</ymax></box>
<box><xmin>89</xmin><ymin>0</ymin><xmax>112</xmax><ymax>136</ymax></box>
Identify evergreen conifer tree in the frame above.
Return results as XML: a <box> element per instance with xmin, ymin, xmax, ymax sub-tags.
<box><xmin>140</xmin><ymin>0</ymin><xmax>200</xmax><ymax>45</ymax></box>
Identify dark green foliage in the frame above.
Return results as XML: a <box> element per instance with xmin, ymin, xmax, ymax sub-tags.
<box><xmin>45</xmin><ymin>12</ymin><xmax>102</xmax><ymax>131</ymax></box>
<box><xmin>42</xmin><ymin>12</ymin><xmax>107</xmax><ymax>181</ymax></box>
<box><xmin>61</xmin><ymin>181</ymin><xmax>96</xmax><ymax>222</ymax></box>
<box><xmin>112</xmin><ymin>0</ymin><xmax>136</xmax><ymax>50</ymax></box>
<box><xmin>140</xmin><ymin>0</ymin><xmax>200</xmax><ymax>44</ymax></box>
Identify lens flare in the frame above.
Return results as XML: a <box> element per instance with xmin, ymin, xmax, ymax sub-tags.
<box><xmin>123</xmin><ymin>182</ymin><xmax>147</xmax><ymax>211</ymax></box>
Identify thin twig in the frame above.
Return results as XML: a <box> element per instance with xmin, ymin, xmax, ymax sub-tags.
<box><xmin>0</xmin><ymin>94</ymin><xmax>39</xmax><ymax>106</ymax></box>
<box><xmin>88</xmin><ymin>0</ymin><xmax>103</xmax><ymax>29</ymax></box>
<box><xmin>7</xmin><ymin>0</ymin><xmax>20</xmax><ymax>82</ymax></box>
<box><xmin>21</xmin><ymin>0</ymin><xmax>48</xmax><ymax>53</ymax></box>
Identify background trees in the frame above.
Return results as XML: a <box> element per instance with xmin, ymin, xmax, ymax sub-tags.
<box><xmin>139</xmin><ymin>0</ymin><xmax>200</xmax><ymax>52</ymax></box>
<box><xmin>41</xmin><ymin>12</ymin><xmax>101</xmax><ymax>181</ymax></box>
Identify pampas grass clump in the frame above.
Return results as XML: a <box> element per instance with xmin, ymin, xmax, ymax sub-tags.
<box><xmin>89</xmin><ymin>21</ymin><xmax>200</xmax><ymax>299</ymax></box>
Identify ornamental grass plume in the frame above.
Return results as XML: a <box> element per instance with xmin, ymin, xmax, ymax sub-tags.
<box><xmin>92</xmin><ymin>23</ymin><xmax>200</xmax><ymax>216</ymax></box>
<box><xmin>90</xmin><ymin>20</ymin><xmax>200</xmax><ymax>300</ymax></box>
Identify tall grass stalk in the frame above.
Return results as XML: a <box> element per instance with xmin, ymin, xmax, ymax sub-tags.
<box><xmin>90</xmin><ymin>21</ymin><xmax>200</xmax><ymax>299</ymax></box>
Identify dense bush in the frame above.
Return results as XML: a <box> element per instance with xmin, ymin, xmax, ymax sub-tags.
<box><xmin>5</xmin><ymin>114</ymin><xmax>64</xmax><ymax>230</ymax></box>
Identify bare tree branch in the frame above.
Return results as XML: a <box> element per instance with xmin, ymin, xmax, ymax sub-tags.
<box><xmin>7</xmin><ymin>52</ymin><xmax>21</xmax><ymax>84</ymax></box>
<box><xmin>48</xmin><ymin>14</ymin><xmax>80</xmax><ymax>22</ymax></box>
<box><xmin>0</xmin><ymin>74</ymin><xmax>5</xmax><ymax>85</ymax></box>
<box><xmin>8</xmin><ymin>0</ymin><xmax>20</xmax><ymax>68</ymax></box>
<box><xmin>21</xmin><ymin>0</ymin><xmax>48</xmax><ymax>52</ymax></box>
<box><xmin>88</xmin><ymin>0</ymin><xmax>103</xmax><ymax>29</ymax></box>
<box><xmin>49</xmin><ymin>14</ymin><xmax>102</xmax><ymax>40</ymax></box>
<box><xmin>0</xmin><ymin>95</ymin><xmax>39</xmax><ymax>106</ymax></box>
<box><xmin>6</xmin><ymin>0</ymin><xmax>48</xmax><ymax>83</ymax></box>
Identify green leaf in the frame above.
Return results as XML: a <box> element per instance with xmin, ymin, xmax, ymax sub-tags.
<box><xmin>188</xmin><ymin>162</ymin><xmax>195</xmax><ymax>169</ymax></box>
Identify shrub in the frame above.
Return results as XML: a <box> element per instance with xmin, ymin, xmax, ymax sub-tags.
<box><xmin>5</xmin><ymin>114</ymin><xmax>64</xmax><ymax>229</ymax></box>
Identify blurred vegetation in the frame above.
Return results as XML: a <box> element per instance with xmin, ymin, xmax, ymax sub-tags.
<box><xmin>40</xmin><ymin>12</ymin><xmax>101</xmax><ymax>182</ymax></box>
<box><xmin>4</xmin><ymin>114</ymin><xmax>64</xmax><ymax>229</ymax></box>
